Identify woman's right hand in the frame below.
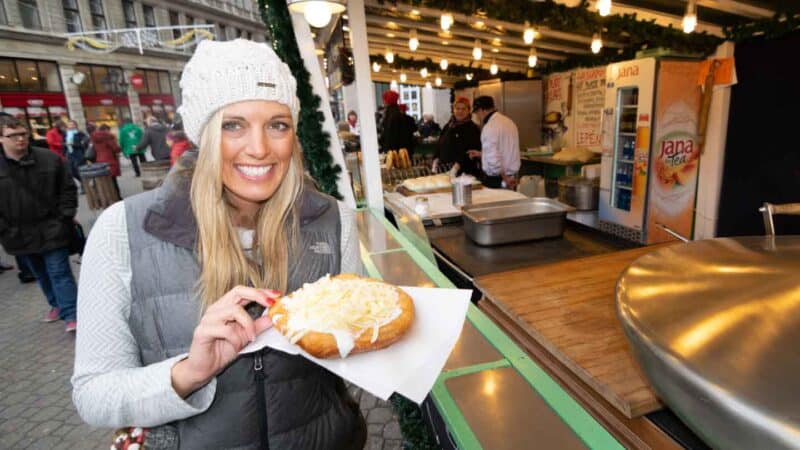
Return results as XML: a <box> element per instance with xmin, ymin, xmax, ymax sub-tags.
<box><xmin>171</xmin><ymin>286</ymin><xmax>279</xmax><ymax>398</ymax></box>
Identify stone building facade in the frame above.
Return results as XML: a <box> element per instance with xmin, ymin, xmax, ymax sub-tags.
<box><xmin>0</xmin><ymin>0</ymin><xmax>267</xmax><ymax>139</ymax></box>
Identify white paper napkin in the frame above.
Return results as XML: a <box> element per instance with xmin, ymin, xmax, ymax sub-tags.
<box><xmin>240</xmin><ymin>286</ymin><xmax>472</xmax><ymax>404</ymax></box>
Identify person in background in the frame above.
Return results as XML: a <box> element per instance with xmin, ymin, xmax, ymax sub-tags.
<box><xmin>346</xmin><ymin>110</ymin><xmax>360</xmax><ymax>135</ymax></box>
<box><xmin>418</xmin><ymin>113</ymin><xmax>441</xmax><ymax>139</ymax></box>
<box><xmin>379</xmin><ymin>90</ymin><xmax>416</xmax><ymax>152</ymax></box>
<box><xmin>72</xmin><ymin>38</ymin><xmax>365</xmax><ymax>449</ymax></box>
<box><xmin>64</xmin><ymin>120</ymin><xmax>89</xmax><ymax>192</ymax></box>
<box><xmin>0</xmin><ymin>116</ymin><xmax>79</xmax><ymax>332</ymax></box>
<box><xmin>434</xmin><ymin>97</ymin><xmax>482</xmax><ymax>177</ymax></box>
<box><xmin>46</xmin><ymin>121</ymin><xmax>66</xmax><ymax>160</ymax></box>
<box><xmin>135</xmin><ymin>116</ymin><xmax>170</xmax><ymax>161</ymax></box>
<box><xmin>91</xmin><ymin>124</ymin><xmax>122</xmax><ymax>198</ymax></box>
<box><xmin>167</xmin><ymin>130</ymin><xmax>193</xmax><ymax>166</ymax></box>
<box><xmin>468</xmin><ymin>95</ymin><xmax>520</xmax><ymax>190</ymax></box>
<box><xmin>119</xmin><ymin>118</ymin><xmax>146</xmax><ymax>177</ymax></box>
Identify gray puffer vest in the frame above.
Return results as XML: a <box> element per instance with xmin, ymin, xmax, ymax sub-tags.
<box><xmin>124</xmin><ymin>168</ymin><xmax>365</xmax><ymax>449</ymax></box>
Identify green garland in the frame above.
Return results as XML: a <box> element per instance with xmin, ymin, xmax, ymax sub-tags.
<box><xmin>258</xmin><ymin>0</ymin><xmax>342</xmax><ymax>198</ymax></box>
<box><xmin>724</xmin><ymin>12</ymin><xmax>800</xmax><ymax>42</ymax></box>
<box><xmin>390</xmin><ymin>394</ymin><xmax>439</xmax><ymax>449</ymax></box>
<box><xmin>370</xmin><ymin>54</ymin><xmax>529</xmax><ymax>83</ymax></box>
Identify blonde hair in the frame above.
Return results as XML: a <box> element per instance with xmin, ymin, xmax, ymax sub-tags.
<box><xmin>189</xmin><ymin>109</ymin><xmax>305</xmax><ymax>310</ymax></box>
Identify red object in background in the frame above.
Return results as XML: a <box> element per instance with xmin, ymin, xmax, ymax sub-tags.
<box><xmin>130</xmin><ymin>73</ymin><xmax>145</xmax><ymax>90</ymax></box>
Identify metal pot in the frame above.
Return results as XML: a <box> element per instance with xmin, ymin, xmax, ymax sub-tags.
<box><xmin>558</xmin><ymin>176</ymin><xmax>599</xmax><ymax>211</ymax></box>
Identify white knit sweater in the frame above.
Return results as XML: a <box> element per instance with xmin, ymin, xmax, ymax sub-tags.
<box><xmin>71</xmin><ymin>200</ymin><xmax>362</xmax><ymax>428</ymax></box>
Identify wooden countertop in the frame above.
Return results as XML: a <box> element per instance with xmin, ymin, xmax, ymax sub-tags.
<box><xmin>522</xmin><ymin>154</ymin><xmax>601</xmax><ymax>166</ymax></box>
<box><xmin>474</xmin><ymin>245</ymin><xmax>672</xmax><ymax>419</ymax></box>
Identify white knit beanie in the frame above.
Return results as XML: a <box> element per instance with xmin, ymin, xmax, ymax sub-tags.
<box><xmin>177</xmin><ymin>39</ymin><xmax>300</xmax><ymax>144</ymax></box>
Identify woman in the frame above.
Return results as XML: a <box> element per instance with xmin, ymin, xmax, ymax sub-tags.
<box><xmin>433</xmin><ymin>97</ymin><xmax>482</xmax><ymax>176</ymax></box>
<box><xmin>167</xmin><ymin>130</ymin><xmax>192</xmax><ymax>166</ymax></box>
<box><xmin>346</xmin><ymin>110</ymin><xmax>359</xmax><ymax>135</ymax></box>
<box><xmin>72</xmin><ymin>39</ymin><xmax>366</xmax><ymax>449</ymax></box>
<box><xmin>379</xmin><ymin>90</ymin><xmax>416</xmax><ymax>152</ymax></box>
<box><xmin>90</xmin><ymin>124</ymin><xmax>122</xmax><ymax>198</ymax></box>
<box><xmin>64</xmin><ymin>119</ymin><xmax>89</xmax><ymax>187</ymax></box>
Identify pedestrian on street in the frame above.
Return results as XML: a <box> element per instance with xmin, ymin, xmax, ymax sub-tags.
<box><xmin>118</xmin><ymin>118</ymin><xmax>146</xmax><ymax>177</ymax></box>
<box><xmin>167</xmin><ymin>130</ymin><xmax>192</xmax><ymax>166</ymax></box>
<box><xmin>90</xmin><ymin>124</ymin><xmax>123</xmax><ymax>199</ymax></box>
<box><xmin>72</xmin><ymin>38</ymin><xmax>365</xmax><ymax>450</ymax></box>
<box><xmin>45</xmin><ymin>121</ymin><xmax>66</xmax><ymax>160</ymax></box>
<box><xmin>134</xmin><ymin>116</ymin><xmax>170</xmax><ymax>161</ymax></box>
<box><xmin>468</xmin><ymin>95</ymin><xmax>521</xmax><ymax>190</ymax></box>
<box><xmin>65</xmin><ymin>119</ymin><xmax>89</xmax><ymax>189</ymax></box>
<box><xmin>0</xmin><ymin>115</ymin><xmax>79</xmax><ymax>332</ymax></box>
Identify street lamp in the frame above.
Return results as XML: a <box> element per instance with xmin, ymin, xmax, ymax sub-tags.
<box><xmin>287</xmin><ymin>0</ymin><xmax>347</xmax><ymax>29</ymax></box>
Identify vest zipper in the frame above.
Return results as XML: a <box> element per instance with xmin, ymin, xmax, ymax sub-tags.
<box><xmin>254</xmin><ymin>351</ymin><xmax>269</xmax><ymax>450</ymax></box>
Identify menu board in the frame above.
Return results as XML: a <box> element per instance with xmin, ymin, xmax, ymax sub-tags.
<box><xmin>573</xmin><ymin>67</ymin><xmax>606</xmax><ymax>152</ymax></box>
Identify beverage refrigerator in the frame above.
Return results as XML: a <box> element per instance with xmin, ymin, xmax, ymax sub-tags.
<box><xmin>599</xmin><ymin>57</ymin><xmax>703</xmax><ymax>244</ymax></box>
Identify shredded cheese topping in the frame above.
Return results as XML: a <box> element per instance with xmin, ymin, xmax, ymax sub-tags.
<box><xmin>280</xmin><ymin>275</ymin><xmax>402</xmax><ymax>357</ymax></box>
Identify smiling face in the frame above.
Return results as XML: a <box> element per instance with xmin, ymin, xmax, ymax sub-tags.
<box><xmin>453</xmin><ymin>103</ymin><xmax>470</xmax><ymax>121</ymax></box>
<box><xmin>220</xmin><ymin>100</ymin><xmax>295</xmax><ymax>216</ymax></box>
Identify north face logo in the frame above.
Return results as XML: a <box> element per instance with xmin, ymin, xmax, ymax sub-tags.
<box><xmin>309</xmin><ymin>242</ymin><xmax>332</xmax><ymax>255</ymax></box>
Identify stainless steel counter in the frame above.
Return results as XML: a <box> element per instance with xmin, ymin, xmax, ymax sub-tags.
<box><xmin>617</xmin><ymin>236</ymin><xmax>800</xmax><ymax>450</ymax></box>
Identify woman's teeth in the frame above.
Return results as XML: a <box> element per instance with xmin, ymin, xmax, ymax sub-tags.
<box><xmin>237</xmin><ymin>165</ymin><xmax>272</xmax><ymax>177</ymax></box>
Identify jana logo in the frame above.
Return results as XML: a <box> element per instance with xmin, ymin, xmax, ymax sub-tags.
<box><xmin>655</xmin><ymin>131</ymin><xmax>699</xmax><ymax>189</ymax></box>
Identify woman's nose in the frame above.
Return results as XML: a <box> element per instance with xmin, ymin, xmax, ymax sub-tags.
<box><xmin>245</xmin><ymin>129</ymin><xmax>272</xmax><ymax>159</ymax></box>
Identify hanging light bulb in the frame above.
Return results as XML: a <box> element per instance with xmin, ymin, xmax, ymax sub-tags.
<box><xmin>683</xmin><ymin>0</ymin><xmax>697</xmax><ymax>33</ymax></box>
<box><xmin>372</xmin><ymin>62</ymin><xmax>381</xmax><ymax>73</ymax></box>
<box><xmin>472</xmin><ymin>39</ymin><xmax>482</xmax><ymax>61</ymax></box>
<box><xmin>420</xmin><ymin>67</ymin><xmax>429</xmax><ymax>78</ymax></box>
<box><xmin>425</xmin><ymin>81</ymin><xmax>432</xmax><ymax>89</ymax></box>
<box><xmin>400</xmin><ymin>72</ymin><xmax>407</xmax><ymax>83</ymax></box>
<box><xmin>591</xmin><ymin>33</ymin><xmax>603</xmax><ymax>54</ymax></box>
<box><xmin>528</xmin><ymin>47</ymin><xmax>538</xmax><ymax>68</ymax></box>
<box><xmin>440</xmin><ymin>12</ymin><xmax>454</xmax><ymax>31</ymax></box>
<box><xmin>597</xmin><ymin>0</ymin><xmax>611</xmax><ymax>17</ymax></box>
<box><xmin>390</xmin><ymin>79</ymin><xmax>398</xmax><ymax>90</ymax></box>
<box><xmin>440</xmin><ymin>58</ymin><xmax>448</xmax><ymax>70</ymax></box>
<box><xmin>409</xmin><ymin>29</ymin><xmax>419</xmax><ymax>51</ymax></box>
<box><xmin>435</xmin><ymin>76</ymin><xmax>442</xmax><ymax>87</ymax></box>
<box><xmin>523</xmin><ymin>21</ymin><xmax>535</xmax><ymax>45</ymax></box>
<box><xmin>490</xmin><ymin>60</ymin><xmax>498</xmax><ymax>75</ymax></box>
<box><xmin>466</xmin><ymin>73</ymin><xmax>474</xmax><ymax>81</ymax></box>
<box><xmin>287</xmin><ymin>0</ymin><xmax>347</xmax><ymax>29</ymax></box>
<box><xmin>384</xmin><ymin>48</ymin><xmax>394</xmax><ymax>63</ymax></box>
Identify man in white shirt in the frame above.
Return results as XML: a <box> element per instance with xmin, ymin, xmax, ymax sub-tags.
<box><xmin>467</xmin><ymin>96</ymin><xmax>520</xmax><ymax>189</ymax></box>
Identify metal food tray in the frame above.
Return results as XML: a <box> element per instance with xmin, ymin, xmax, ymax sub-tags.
<box><xmin>462</xmin><ymin>197</ymin><xmax>575</xmax><ymax>245</ymax></box>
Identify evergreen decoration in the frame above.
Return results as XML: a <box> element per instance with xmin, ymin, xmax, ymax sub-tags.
<box><xmin>723</xmin><ymin>12</ymin><xmax>800</xmax><ymax>43</ymax></box>
<box><xmin>390</xmin><ymin>394</ymin><xmax>439</xmax><ymax>449</ymax></box>
<box><xmin>371</xmin><ymin>54</ymin><xmax>529</xmax><ymax>85</ymax></box>
<box><xmin>258</xmin><ymin>0</ymin><xmax>343</xmax><ymax>198</ymax></box>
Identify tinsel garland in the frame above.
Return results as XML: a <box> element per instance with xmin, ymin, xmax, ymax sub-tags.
<box><xmin>258</xmin><ymin>0</ymin><xmax>343</xmax><ymax>198</ymax></box>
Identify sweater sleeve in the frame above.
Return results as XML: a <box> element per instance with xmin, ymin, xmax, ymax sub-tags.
<box><xmin>71</xmin><ymin>202</ymin><xmax>217</xmax><ymax>428</ymax></box>
<box><xmin>338</xmin><ymin>202</ymin><xmax>365</xmax><ymax>276</ymax></box>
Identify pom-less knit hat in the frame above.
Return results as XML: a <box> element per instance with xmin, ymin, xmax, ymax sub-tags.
<box><xmin>177</xmin><ymin>39</ymin><xmax>300</xmax><ymax>144</ymax></box>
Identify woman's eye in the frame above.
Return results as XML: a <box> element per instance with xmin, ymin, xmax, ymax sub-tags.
<box><xmin>222</xmin><ymin>121</ymin><xmax>244</xmax><ymax>131</ymax></box>
<box><xmin>268</xmin><ymin>121</ymin><xmax>291</xmax><ymax>132</ymax></box>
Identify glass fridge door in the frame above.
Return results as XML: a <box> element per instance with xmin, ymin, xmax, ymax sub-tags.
<box><xmin>611</xmin><ymin>87</ymin><xmax>638</xmax><ymax>212</ymax></box>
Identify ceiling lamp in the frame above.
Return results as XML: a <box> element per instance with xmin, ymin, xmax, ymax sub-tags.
<box><xmin>597</xmin><ymin>0</ymin><xmax>611</xmax><ymax>17</ymax></box>
<box><xmin>420</xmin><ymin>67</ymin><xmax>429</xmax><ymax>78</ymax></box>
<box><xmin>287</xmin><ymin>0</ymin><xmax>346</xmax><ymax>29</ymax></box>
<box><xmin>440</xmin><ymin>12</ymin><xmax>454</xmax><ymax>31</ymax></box>
<box><xmin>523</xmin><ymin>21</ymin><xmax>535</xmax><ymax>45</ymax></box>
<box><xmin>683</xmin><ymin>0</ymin><xmax>697</xmax><ymax>33</ymax></box>
<box><xmin>435</xmin><ymin>76</ymin><xmax>442</xmax><ymax>87</ymax></box>
<box><xmin>384</xmin><ymin>48</ymin><xmax>394</xmax><ymax>63</ymax></box>
<box><xmin>472</xmin><ymin>39</ymin><xmax>482</xmax><ymax>61</ymax></box>
<box><xmin>490</xmin><ymin>60</ymin><xmax>498</xmax><ymax>75</ymax></box>
<box><xmin>372</xmin><ymin>62</ymin><xmax>381</xmax><ymax>73</ymax></box>
<box><xmin>440</xmin><ymin>58</ymin><xmax>448</xmax><ymax>70</ymax></box>
<box><xmin>591</xmin><ymin>33</ymin><xmax>603</xmax><ymax>54</ymax></box>
<box><xmin>425</xmin><ymin>81</ymin><xmax>432</xmax><ymax>89</ymax></box>
<box><xmin>466</xmin><ymin>73</ymin><xmax>474</xmax><ymax>81</ymax></box>
<box><xmin>528</xmin><ymin>47</ymin><xmax>538</xmax><ymax>68</ymax></box>
<box><xmin>390</xmin><ymin>79</ymin><xmax>398</xmax><ymax>90</ymax></box>
<box><xmin>409</xmin><ymin>29</ymin><xmax>419</xmax><ymax>51</ymax></box>
<box><xmin>400</xmin><ymin>72</ymin><xmax>407</xmax><ymax>83</ymax></box>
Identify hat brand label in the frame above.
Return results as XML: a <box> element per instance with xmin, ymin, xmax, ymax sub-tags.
<box><xmin>257</xmin><ymin>82</ymin><xmax>276</xmax><ymax>88</ymax></box>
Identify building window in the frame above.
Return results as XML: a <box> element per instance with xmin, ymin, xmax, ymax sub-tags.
<box><xmin>185</xmin><ymin>15</ymin><xmax>194</xmax><ymax>27</ymax></box>
<box><xmin>18</xmin><ymin>0</ymin><xmax>41</xmax><ymax>29</ymax></box>
<box><xmin>122</xmin><ymin>0</ymin><xmax>137</xmax><ymax>28</ymax></box>
<box><xmin>63</xmin><ymin>0</ymin><xmax>83</xmax><ymax>33</ymax></box>
<box><xmin>143</xmin><ymin>4</ymin><xmax>156</xmax><ymax>27</ymax></box>
<box><xmin>169</xmin><ymin>10</ymin><xmax>180</xmax><ymax>39</ymax></box>
<box><xmin>218</xmin><ymin>24</ymin><xmax>226</xmax><ymax>41</ymax></box>
<box><xmin>74</xmin><ymin>64</ymin><xmax>126</xmax><ymax>94</ymax></box>
<box><xmin>89</xmin><ymin>0</ymin><xmax>107</xmax><ymax>31</ymax></box>
<box><xmin>0</xmin><ymin>58</ymin><xmax>63</xmax><ymax>92</ymax></box>
<box><xmin>0</xmin><ymin>2</ymin><xmax>8</xmax><ymax>25</ymax></box>
<box><xmin>133</xmin><ymin>68</ymin><xmax>172</xmax><ymax>95</ymax></box>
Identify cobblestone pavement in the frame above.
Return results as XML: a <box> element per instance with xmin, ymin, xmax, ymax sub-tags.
<box><xmin>0</xmin><ymin>163</ymin><xmax>401</xmax><ymax>449</ymax></box>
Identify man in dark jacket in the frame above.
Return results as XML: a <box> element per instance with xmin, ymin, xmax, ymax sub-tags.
<box><xmin>134</xmin><ymin>116</ymin><xmax>170</xmax><ymax>160</ymax></box>
<box><xmin>0</xmin><ymin>116</ymin><xmax>79</xmax><ymax>332</ymax></box>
